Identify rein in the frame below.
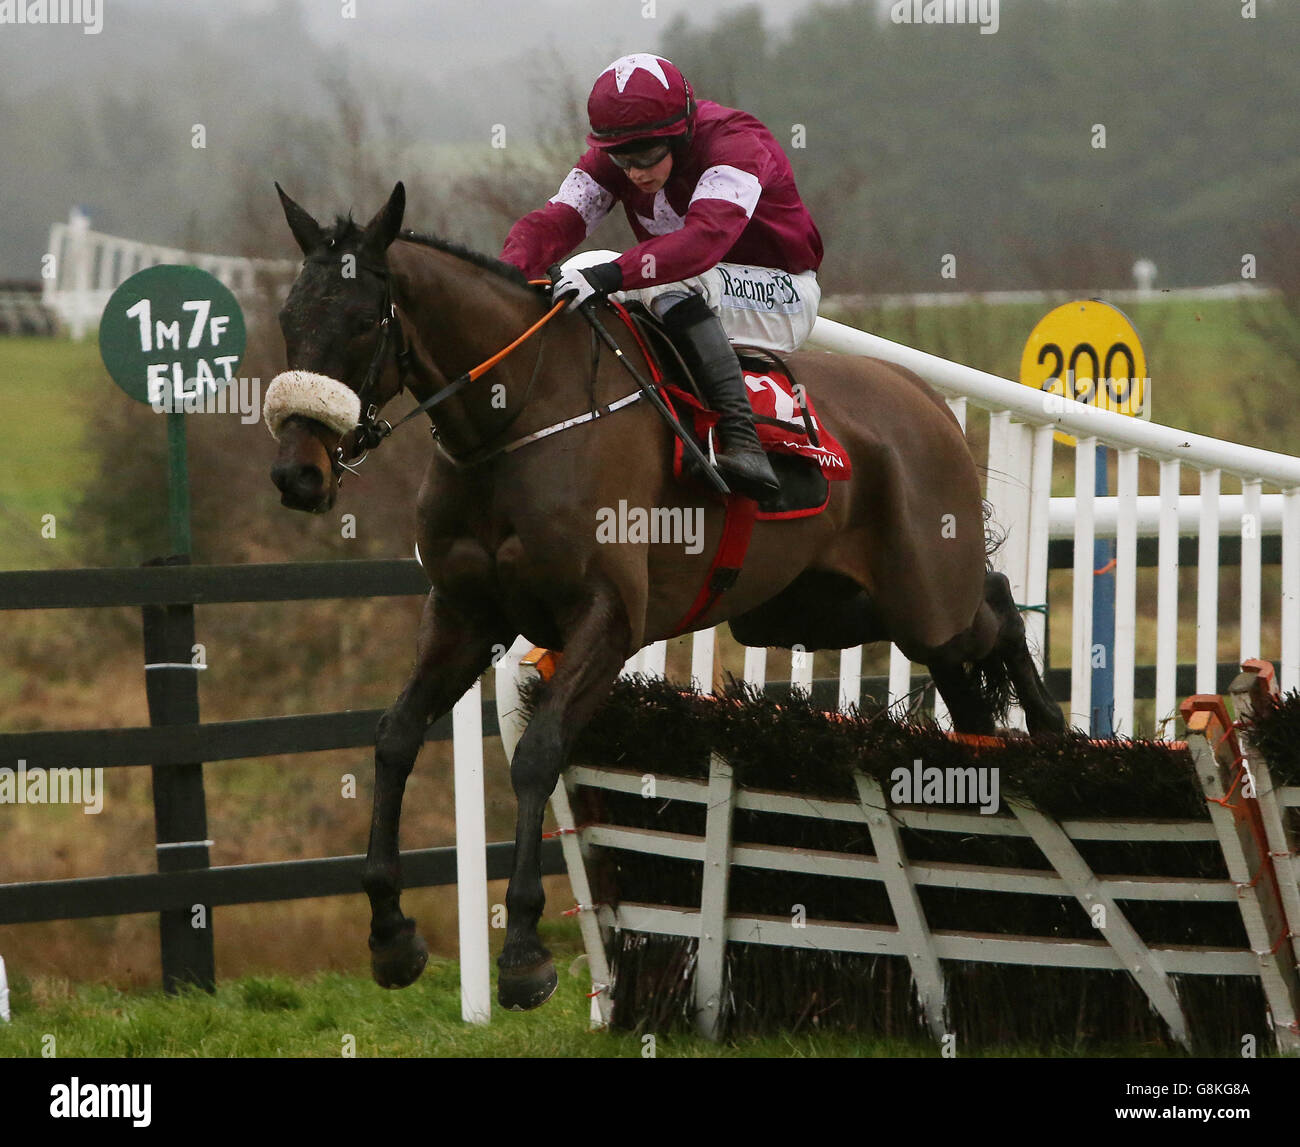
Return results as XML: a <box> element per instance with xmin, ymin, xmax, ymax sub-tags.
<box><xmin>333</xmin><ymin>267</ymin><xmax>566</xmax><ymax>480</ymax></box>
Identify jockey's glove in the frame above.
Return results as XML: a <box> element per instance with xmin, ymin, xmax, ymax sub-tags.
<box><xmin>552</xmin><ymin>261</ymin><xmax>623</xmax><ymax>310</ymax></box>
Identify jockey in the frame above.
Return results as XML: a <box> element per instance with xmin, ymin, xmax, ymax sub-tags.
<box><xmin>500</xmin><ymin>53</ymin><xmax>824</xmax><ymax>501</ymax></box>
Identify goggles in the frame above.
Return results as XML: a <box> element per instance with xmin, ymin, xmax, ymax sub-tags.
<box><xmin>608</xmin><ymin>141</ymin><xmax>672</xmax><ymax>170</ymax></box>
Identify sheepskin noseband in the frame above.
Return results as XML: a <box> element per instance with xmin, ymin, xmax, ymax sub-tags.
<box><xmin>263</xmin><ymin>371</ymin><xmax>362</xmax><ymax>439</ymax></box>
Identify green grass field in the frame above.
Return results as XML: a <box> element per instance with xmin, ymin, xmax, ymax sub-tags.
<box><xmin>0</xmin><ymin>336</ymin><xmax>108</xmax><ymax>569</ymax></box>
<box><xmin>0</xmin><ymin>919</ymin><xmax>944</xmax><ymax>1058</ymax></box>
<box><xmin>0</xmin><ymin>966</ymin><xmax>939</xmax><ymax>1059</ymax></box>
<box><xmin>0</xmin><ymin>958</ymin><xmax>1178</xmax><ymax>1059</ymax></box>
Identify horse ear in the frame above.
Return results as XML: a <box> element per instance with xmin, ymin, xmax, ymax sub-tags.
<box><xmin>361</xmin><ymin>181</ymin><xmax>406</xmax><ymax>258</ymax></box>
<box><xmin>276</xmin><ymin>182</ymin><xmax>324</xmax><ymax>256</ymax></box>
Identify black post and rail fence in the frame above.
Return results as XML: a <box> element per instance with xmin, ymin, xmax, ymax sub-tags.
<box><xmin>0</xmin><ymin>537</ymin><xmax>1278</xmax><ymax>992</ymax></box>
<box><xmin>0</xmin><ymin>557</ymin><xmax>564</xmax><ymax>993</ymax></box>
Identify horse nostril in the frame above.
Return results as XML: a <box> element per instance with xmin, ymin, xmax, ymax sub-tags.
<box><xmin>271</xmin><ymin>460</ymin><xmax>325</xmax><ymax>505</ymax></box>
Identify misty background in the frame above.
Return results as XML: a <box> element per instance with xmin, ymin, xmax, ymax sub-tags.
<box><xmin>1</xmin><ymin>0</ymin><xmax>1297</xmax><ymax>294</ymax></box>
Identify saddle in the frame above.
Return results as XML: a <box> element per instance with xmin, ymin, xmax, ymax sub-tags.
<box><xmin>614</xmin><ymin>301</ymin><xmax>852</xmax><ymax>520</ymax></box>
<box><xmin>602</xmin><ymin>299</ymin><xmax>853</xmax><ymax>634</ymax></box>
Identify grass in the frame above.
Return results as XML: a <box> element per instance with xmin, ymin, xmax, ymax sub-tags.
<box><xmin>0</xmin><ymin>943</ymin><xmax>1181</xmax><ymax>1059</ymax></box>
<box><xmin>0</xmin><ymin>968</ymin><xmax>926</xmax><ymax>1059</ymax></box>
<box><xmin>0</xmin><ymin>917</ymin><xmax>922</xmax><ymax>1058</ymax></box>
<box><xmin>0</xmin><ymin>336</ymin><xmax>107</xmax><ymax>569</ymax></box>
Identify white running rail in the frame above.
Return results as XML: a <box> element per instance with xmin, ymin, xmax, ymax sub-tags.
<box><xmin>43</xmin><ymin>209</ymin><xmax>296</xmax><ymax>337</ymax></box>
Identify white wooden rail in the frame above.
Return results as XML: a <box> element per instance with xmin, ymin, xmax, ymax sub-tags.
<box><xmin>43</xmin><ymin>210</ymin><xmax>296</xmax><ymax>337</ymax></box>
<box><xmin>624</xmin><ymin>323</ymin><xmax>1300</xmax><ymax>738</ymax></box>
<box><xmin>803</xmin><ymin>316</ymin><xmax>1300</xmax><ymax>734</ymax></box>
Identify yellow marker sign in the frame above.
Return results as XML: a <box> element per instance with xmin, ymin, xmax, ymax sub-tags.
<box><xmin>1019</xmin><ymin>300</ymin><xmax>1148</xmax><ymax>446</ymax></box>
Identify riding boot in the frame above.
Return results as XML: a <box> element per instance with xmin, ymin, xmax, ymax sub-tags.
<box><xmin>661</xmin><ymin>293</ymin><xmax>781</xmax><ymax>501</ymax></box>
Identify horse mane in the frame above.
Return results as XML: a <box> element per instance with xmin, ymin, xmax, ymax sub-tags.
<box><xmin>324</xmin><ymin>214</ymin><xmax>535</xmax><ymax>291</ymax></box>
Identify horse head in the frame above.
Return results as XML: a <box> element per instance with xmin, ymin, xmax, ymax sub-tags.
<box><xmin>268</xmin><ymin>180</ymin><xmax>407</xmax><ymax>512</ymax></box>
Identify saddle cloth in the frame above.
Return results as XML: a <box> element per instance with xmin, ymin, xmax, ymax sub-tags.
<box><xmin>660</xmin><ymin>352</ymin><xmax>852</xmax><ymax>519</ymax></box>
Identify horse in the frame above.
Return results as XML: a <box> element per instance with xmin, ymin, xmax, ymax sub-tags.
<box><xmin>267</xmin><ymin>180</ymin><xmax>1066</xmax><ymax>1012</ymax></box>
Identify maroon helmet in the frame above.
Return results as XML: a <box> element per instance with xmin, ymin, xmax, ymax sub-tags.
<box><xmin>586</xmin><ymin>53</ymin><xmax>696</xmax><ymax>150</ymax></box>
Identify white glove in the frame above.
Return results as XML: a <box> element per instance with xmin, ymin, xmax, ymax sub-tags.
<box><xmin>551</xmin><ymin>261</ymin><xmax>622</xmax><ymax>310</ymax></box>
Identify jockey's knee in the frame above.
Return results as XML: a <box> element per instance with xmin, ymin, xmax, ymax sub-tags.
<box><xmin>649</xmin><ymin>289</ymin><xmax>700</xmax><ymax>320</ymax></box>
<box><xmin>623</xmin><ymin>272</ymin><xmax>716</xmax><ymax>316</ymax></box>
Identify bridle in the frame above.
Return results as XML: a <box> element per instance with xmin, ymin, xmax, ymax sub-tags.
<box><xmin>332</xmin><ymin>263</ymin><xmax>412</xmax><ymax>479</ymax></box>
<box><xmin>321</xmin><ymin>256</ymin><xmax>566</xmax><ymax>484</ymax></box>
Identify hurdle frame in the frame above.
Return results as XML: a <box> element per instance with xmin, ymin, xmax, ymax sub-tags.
<box><xmin>525</xmin><ymin>662</ymin><xmax>1300</xmax><ymax>1052</ymax></box>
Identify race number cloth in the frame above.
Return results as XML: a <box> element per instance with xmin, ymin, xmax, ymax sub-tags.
<box><xmin>662</xmin><ymin>357</ymin><xmax>851</xmax><ymax>521</ymax></box>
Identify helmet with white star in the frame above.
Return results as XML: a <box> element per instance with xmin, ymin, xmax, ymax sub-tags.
<box><xmin>586</xmin><ymin>53</ymin><xmax>696</xmax><ymax>150</ymax></box>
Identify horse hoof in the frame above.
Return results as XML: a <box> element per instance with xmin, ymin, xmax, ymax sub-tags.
<box><xmin>498</xmin><ymin>960</ymin><xmax>558</xmax><ymax>1012</ymax></box>
<box><xmin>370</xmin><ymin>926</ymin><xmax>428</xmax><ymax>989</ymax></box>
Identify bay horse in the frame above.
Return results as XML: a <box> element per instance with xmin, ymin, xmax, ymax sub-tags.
<box><xmin>268</xmin><ymin>181</ymin><xmax>1065</xmax><ymax>1011</ymax></box>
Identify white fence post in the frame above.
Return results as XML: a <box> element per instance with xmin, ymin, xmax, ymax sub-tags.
<box><xmin>1240</xmin><ymin>481</ymin><xmax>1262</xmax><ymax>664</ymax></box>
<box><xmin>690</xmin><ymin>628</ymin><xmax>715</xmax><ymax>693</ymax></box>
<box><xmin>790</xmin><ymin>647</ymin><xmax>813</xmax><ymax>696</ymax></box>
<box><xmin>1283</xmin><ymin>490</ymin><xmax>1300</xmax><ymax>693</ymax></box>
<box><xmin>1024</xmin><ymin>424</ymin><xmax>1054</xmax><ymax>675</ymax></box>
<box><xmin>641</xmin><ymin>640</ymin><xmax>667</xmax><ymax>678</ymax></box>
<box><xmin>452</xmin><ymin>681</ymin><xmax>490</xmax><ymax>1024</ymax></box>
<box><xmin>68</xmin><ymin>208</ymin><xmax>92</xmax><ymax>339</ymax></box>
<box><xmin>888</xmin><ymin>647</ymin><xmax>912</xmax><ymax>718</ymax></box>
<box><xmin>838</xmin><ymin>645</ymin><xmax>863</xmax><ymax>713</ymax></box>
<box><xmin>1071</xmin><ymin>440</ymin><xmax>1097</xmax><ymax>730</ymax></box>
<box><xmin>695</xmin><ymin>753</ymin><xmax>735</xmax><ymax>1040</ymax></box>
<box><xmin>1155</xmin><ymin>462</ymin><xmax>1181</xmax><ymax>736</ymax></box>
<box><xmin>1196</xmin><ymin>469</ymin><xmax>1221</xmax><ymax>695</ymax></box>
<box><xmin>1113</xmin><ymin>449</ymin><xmax>1139</xmax><ymax>736</ymax></box>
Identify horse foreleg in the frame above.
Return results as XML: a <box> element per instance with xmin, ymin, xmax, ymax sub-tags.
<box><xmin>364</xmin><ymin>589</ymin><xmax>510</xmax><ymax>989</ymax></box>
<box><xmin>498</xmin><ymin>588</ymin><xmax>631</xmax><ymax>1011</ymax></box>
<box><xmin>925</xmin><ymin>574</ymin><xmax>1067</xmax><ymax>736</ymax></box>
<box><xmin>981</xmin><ymin>571</ymin><xmax>1066</xmax><ymax>735</ymax></box>
<box><xmin>919</xmin><ymin>599</ymin><xmax>1001</xmax><ymax>736</ymax></box>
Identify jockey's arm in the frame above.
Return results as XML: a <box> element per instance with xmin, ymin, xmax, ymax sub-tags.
<box><xmin>613</xmin><ymin>174</ymin><xmax>758</xmax><ymax>290</ymax></box>
<box><xmin>616</xmin><ymin>128</ymin><xmax>779</xmax><ymax>289</ymax></box>
<box><xmin>500</xmin><ymin>161</ymin><xmax>615</xmax><ymax>281</ymax></box>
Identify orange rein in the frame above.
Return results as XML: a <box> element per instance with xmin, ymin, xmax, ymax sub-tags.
<box><xmin>460</xmin><ymin>279</ymin><xmax>564</xmax><ymax>382</ymax></box>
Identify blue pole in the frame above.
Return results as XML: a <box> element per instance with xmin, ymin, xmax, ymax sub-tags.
<box><xmin>1091</xmin><ymin>443</ymin><xmax>1115</xmax><ymax>736</ymax></box>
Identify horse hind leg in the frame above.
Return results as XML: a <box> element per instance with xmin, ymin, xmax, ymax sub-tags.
<box><xmin>978</xmin><ymin>571</ymin><xmax>1066</xmax><ymax>735</ymax></box>
<box><xmin>921</xmin><ymin>571</ymin><xmax>1065</xmax><ymax>736</ymax></box>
